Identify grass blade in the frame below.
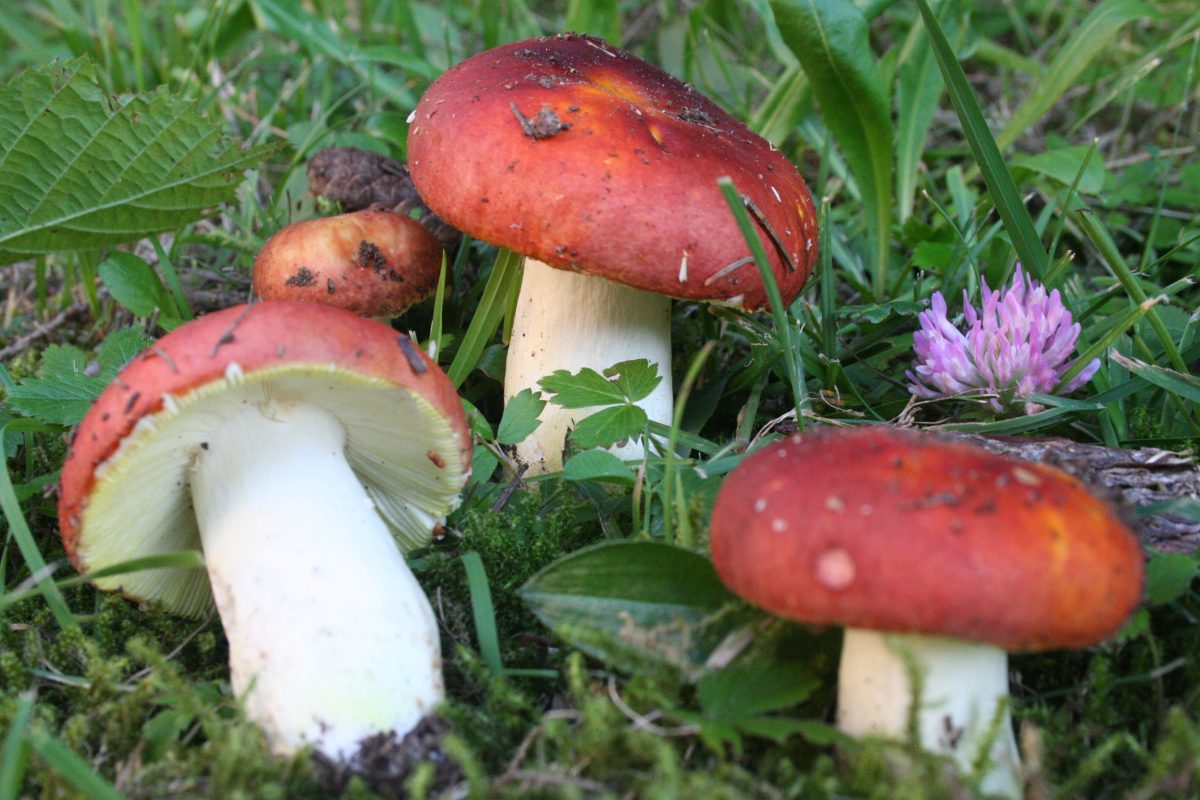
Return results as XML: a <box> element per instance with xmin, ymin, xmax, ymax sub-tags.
<box><xmin>0</xmin><ymin>424</ymin><xmax>74</xmax><ymax>629</ymax></box>
<box><xmin>0</xmin><ymin>692</ymin><xmax>34</xmax><ymax>800</ymax></box>
<box><xmin>460</xmin><ymin>551</ymin><xmax>504</xmax><ymax>676</ymax></box>
<box><xmin>446</xmin><ymin>249</ymin><xmax>523</xmax><ymax>388</ymax></box>
<box><xmin>896</xmin><ymin>1</ymin><xmax>958</xmax><ymax>223</ymax></box>
<box><xmin>914</xmin><ymin>0</ymin><xmax>1049</xmax><ymax>278</ymax></box>
<box><xmin>27</xmin><ymin>731</ymin><xmax>124</xmax><ymax>800</ymax></box>
<box><xmin>995</xmin><ymin>0</ymin><xmax>1156</xmax><ymax>152</ymax></box>
<box><xmin>771</xmin><ymin>0</ymin><xmax>893</xmax><ymax>297</ymax></box>
<box><xmin>718</xmin><ymin>178</ymin><xmax>806</xmax><ymax>424</ymax></box>
<box><xmin>1109</xmin><ymin>352</ymin><xmax>1200</xmax><ymax>406</ymax></box>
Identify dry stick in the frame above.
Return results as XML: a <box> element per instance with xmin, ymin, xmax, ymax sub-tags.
<box><xmin>0</xmin><ymin>302</ymin><xmax>90</xmax><ymax>362</ymax></box>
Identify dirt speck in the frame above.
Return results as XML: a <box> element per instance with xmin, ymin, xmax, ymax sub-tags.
<box><xmin>285</xmin><ymin>267</ymin><xmax>316</xmax><ymax>287</ymax></box>
<box><xmin>510</xmin><ymin>102</ymin><xmax>570</xmax><ymax>139</ymax></box>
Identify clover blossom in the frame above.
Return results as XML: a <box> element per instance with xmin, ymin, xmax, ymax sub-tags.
<box><xmin>907</xmin><ymin>266</ymin><xmax>1101</xmax><ymax>414</ymax></box>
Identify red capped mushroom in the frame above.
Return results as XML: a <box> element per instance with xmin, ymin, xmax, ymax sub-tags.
<box><xmin>709</xmin><ymin>426</ymin><xmax>1143</xmax><ymax>798</ymax></box>
<box><xmin>252</xmin><ymin>208</ymin><xmax>444</xmax><ymax>321</ymax></box>
<box><xmin>407</xmin><ymin>33</ymin><xmax>818</xmax><ymax>472</ymax></box>
<box><xmin>59</xmin><ymin>302</ymin><xmax>471</xmax><ymax>760</ymax></box>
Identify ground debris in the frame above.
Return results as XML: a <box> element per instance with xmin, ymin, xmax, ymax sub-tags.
<box><xmin>938</xmin><ymin>431</ymin><xmax>1199</xmax><ymax>552</ymax></box>
<box><xmin>306</xmin><ymin>147</ymin><xmax>462</xmax><ymax>253</ymax></box>
<box><xmin>312</xmin><ymin>715</ymin><xmax>460</xmax><ymax>799</ymax></box>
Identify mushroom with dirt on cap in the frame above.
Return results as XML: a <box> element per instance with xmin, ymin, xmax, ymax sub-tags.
<box><xmin>252</xmin><ymin>208</ymin><xmax>444</xmax><ymax>322</ymax></box>
<box><xmin>709</xmin><ymin>425</ymin><xmax>1144</xmax><ymax>798</ymax></box>
<box><xmin>407</xmin><ymin>33</ymin><xmax>818</xmax><ymax>473</ymax></box>
<box><xmin>58</xmin><ymin>301</ymin><xmax>471</xmax><ymax>760</ymax></box>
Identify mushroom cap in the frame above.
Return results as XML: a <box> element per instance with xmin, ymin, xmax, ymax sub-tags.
<box><xmin>709</xmin><ymin>426</ymin><xmax>1144</xmax><ymax>651</ymax></box>
<box><xmin>251</xmin><ymin>209</ymin><xmax>443</xmax><ymax>317</ymax></box>
<box><xmin>59</xmin><ymin>302</ymin><xmax>471</xmax><ymax>616</ymax></box>
<box><xmin>407</xmin><ymin>33</ymin><xmax>818</xmax><ymax>310</ymax></box>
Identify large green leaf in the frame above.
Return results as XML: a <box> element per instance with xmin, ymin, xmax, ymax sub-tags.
<box><xmin>0</xmin><ymin>58</ymin><xmax>274</xmax><ymax>264</ymax></box>
<box><xmin>521</xmin><ymin>541</ymin><xmax>755</xmax><ymax>680</ymax></box>
<box><xmin>771</xmin><ymin>0</ymin><xmax>894</xmax><ymax>297</ymax></box>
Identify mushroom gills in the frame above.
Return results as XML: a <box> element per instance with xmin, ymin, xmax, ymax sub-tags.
<box><xmin>79</xmin><ymin>366</ymin><xmax>465</xmax><ymax>615</ymax></box>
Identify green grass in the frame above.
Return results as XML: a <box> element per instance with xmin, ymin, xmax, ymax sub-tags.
<box><xmin>3</xmin><ymin>0</ymin><xmax>1200</xmax><ymax>797</ymax></box>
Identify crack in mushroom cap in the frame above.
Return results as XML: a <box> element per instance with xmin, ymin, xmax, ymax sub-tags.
<box><xmin>709</xmin><ymin>426</ymin><xmax>1144</xmax><ymax>651</ymax></box>
<box><xmin>407</xmin><ymin>33</ymin><xmax>818</xmax><ymax>309</ymax></box>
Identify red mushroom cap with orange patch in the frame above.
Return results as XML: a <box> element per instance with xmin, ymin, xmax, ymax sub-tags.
<box><xmin>59</xmin><ymin>302</ymin><xmax>470</xmax><ymax>615</ymax></box>
<box><xmin>407</xmin><ymin>33</ymin><xmax>818</xmax><ymax>309</ymax></box>
<box><xmin>252</xmin><ymin>209</ymin><xmax>444</xmax><ymax>318</ymax></box>
<box><xmin>709</xmin><ymin>426</ymin><xmax>1144</xmax><ymax>651</ymax></box>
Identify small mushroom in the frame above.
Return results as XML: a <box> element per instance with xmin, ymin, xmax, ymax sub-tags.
<box><xmin>407</xmin><ymin>33</ymin><xmax>819</xmax><ymax>473</ymax></box>
<box><xmin>59</xmin><ymin>302</ymin><xmax>471</xmax><ymax>759</ymax></box>
<box><xmin>252</xmin><ymin>208</ymin><xmax>444</xmax><ymax>321</ymax></box>
<box><xmin>709</xmin><ymin>426</ymin><xmax>1144</xmax><ymax>798</ymax></box>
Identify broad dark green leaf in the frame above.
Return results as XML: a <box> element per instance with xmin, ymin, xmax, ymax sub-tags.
<box><xmin>771</xmin><ymin>0</ymin><xmax>893</xmax><ymax>296</ymax></box>
<box><xmin>562</xmin><ymin>449</ymin><xmax>637</xmax><ymax>486</ymax></box>
<box><xmin>568</xmin><ymin>404</ymin><xmax>647</xmax><ymax>450</ymax></box>
<box><xmin>98</xmin><ymin>252</ymin><xmax>173</xmax><ymax>317</ymax></box>
<box><xmin>698</xmin><ymin>661</ymin><xmax>819</xmax><ymax>720</ymax></box>
<box><xmin>1144</xmin><ymin>551</ymin><xmax>1199</xmax><ymax>606</ymax></box>
<box><xmin>0</xmin><ymin>58</ymin><xmax>274</xmax><ymax>263</ymax></box>
<box><xmin>496</xmin><ymin>388</ymin><xmax>545</xmax><ymax>445</ymax></box>
<box><xmin>521</xmin><ymin>541</ymin><xmax>751</xmax><ymax>679</ymax></box>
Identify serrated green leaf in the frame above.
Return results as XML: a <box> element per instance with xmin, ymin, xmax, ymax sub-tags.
<box><xmin>771</xmin><ymin>0</ymin><xmax>893</xmax><ymax>296</ymax></box>
<box><xmin>1144</xmin><ymin>551</ymin><xmax>1199</xmax><ymax>606</ymax></box>
<box><xmin>98</xmin><ymin>251</ymin><xmax>172</xmax><ymax>317</ymax></box>
<box><xmin>568</xmin><ymin>404</ymin><xmax>647</xmax><ymax>450</ymax></box>
<box><xmin>95</xmin><ymin>326</ymin><xmax>154</xmax><ymax>378</ymax></box>
<box><xmin>562</xmin><ymin>449</ymin><xmax>637</xmax><ymax>486</ymax></box>
<box><xmin>496</xmin><ymin>388</ymin><xmax>545</xmax><ymax>446</ymax></box>
<box><xmin>5</xmin><ymin>327</ymin><xmax>151</xmax><ymax>425</ymax></box>
<box><xmin>520</xmin><ymin>541</ymin><xmax>752</xmax><ymax>680</ymax></box>
<box><xmin>540</xmin><ymin>367</ymin><xmax>627</xmax><ymax>409</ymax></box>
<box><xmin>0</xmin><ymin>57</ymin><xmax>275</xmax><ymax>264</ymax></box>
<box><xmin>603</xmin><ymin>359</ymin><xmax>661</xmax><ymax>404</ymax></box>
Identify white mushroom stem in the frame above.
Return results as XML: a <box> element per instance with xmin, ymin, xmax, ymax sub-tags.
<box><xmin>505</xmin><ymin>258</ymin><xmax>674</xmax><ymax>474</ymax></box>
<box><xmin>189</xmin><ymin>401</ymin><xmax>443</xmax><ymax>759</ymax></box>
<box><xmin>837</xmin><ymin>629</ymin><xmax>1021</xmax><ymax>799</ymax></box>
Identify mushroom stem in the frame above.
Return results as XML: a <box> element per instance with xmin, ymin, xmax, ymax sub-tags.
<box><xmin>837</xmin><ymin>628</ymin><xmax>1021</xmax><ymax>799</ymax></box>
<box><xmin>189</xmin><ymin>401</ymin><xmax>443</xmax><ymax>759</ymax></box>
<box><xmin>505</xmin><ymin>258</ymin><xmax>674</xmax><ymax>474</ymax></box>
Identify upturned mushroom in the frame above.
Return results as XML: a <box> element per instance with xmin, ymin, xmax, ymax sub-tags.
<box><xmin>252</xmin><ymin>208</ymin><xmax>444</xmax><ymax>321</ymax></box>
<box><xmin>407</xmin><ymin>33</ymin><xmax>818</xmax><ymax>472</ymax></box>
<box><xmin>709</xmin><ymin>426</ymin><xmax>1143</xmax><ymax>798</ymax></box>
<box><xmin>59</xmin><ymin>301</ymin><xmax>471</xmax><ymax>759</ymax></box>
